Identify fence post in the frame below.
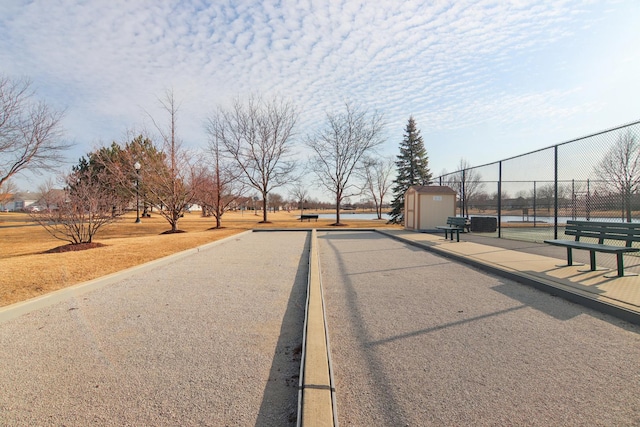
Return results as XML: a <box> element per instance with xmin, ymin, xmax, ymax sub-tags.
<box><xmin>572</xmin><ymin>179</ymin><xmax>576</xmax><ymax>220</ymax></box>
<box><xmin>586</xmin><ymin>179</ymin><xmax>591</xmax><ymax>220</ymax></box>
<box><xmin>554</xmin><ymin>145</ymin><xmax>558</xmax><ymax>239</ymax></box>
<box><xmin>461</xmin><ymin>169</ymin><xmax>466</xmax><ymax>217</ymax></box>
<box><xmin>498</xmin><ymin>161</ymin><xmax>502</xmax><ymax>238</ymax></box>
<box><xmin>533</xmin><ymin>181</ymin><xmax>537</xmax><ymax>228</ymax></box>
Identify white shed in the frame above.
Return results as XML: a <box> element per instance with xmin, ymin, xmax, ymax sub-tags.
<box><xmin>404</xmin><ymin>185</ymin><xmax>457</xmax><ymax>231</ymax></box>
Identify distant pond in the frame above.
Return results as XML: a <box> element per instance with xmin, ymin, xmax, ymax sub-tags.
<box><xmin>316</xmin><ymin>212</ymin><xmax>390</xmax><ymax>220</ymax></box>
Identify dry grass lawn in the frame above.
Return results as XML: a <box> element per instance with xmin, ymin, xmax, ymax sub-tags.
<box><xmin>1</xmin><ymin>210</ymin><xmax>400</xmax><ymax>307</ymax></box>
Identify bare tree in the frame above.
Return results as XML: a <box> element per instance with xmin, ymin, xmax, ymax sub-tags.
<box><xmin>449</xmin><ymin>158</ymin><xmax>484</xmax><ymax>217</ymax></box>
<box><xmin>267</xmin><ymin>192</ymin><xmax>283</xmax><ymax>212</ymax></box>
<box><xmin>473</xmin><ymin>191</ymin><xmax>491</xmax><ymax>212</ymax></box>
<box><xmin>361</xmin><ymin>156</ymin><xmax>394</xmax><ymax>219</ymax></box>
<box><xmin>535</xmin><ymin>183</ymin><xmax>556</xmax><ymax>213</ymax></box>
<box><xmin>289</xmin><ymin>182</ymin><xmax>309</xmax><ymax>218</ymax></box>
<box><xmin>0</xmin><ymin>75</ymin><xmax>70</xmax><ymax>187</ymax></box>
<box><xmin>0</xmin><ymin>179</ymin><xmax>17</xmax><ymax>210</ymax></box>
<box><xmin>36</xmin><ymin>177</ymin><xmax>59</xmax><ymax>212</ymax></box>
<box><xmin>595</xmin><ymin>130</ymin><xmax>640</xmax><ymax>222</ymax></box>
<box><xmin>30</xmin><ymin>166</ymin><xmax>124</xmax><ymax>245</ymax></box>
<box><xmin>306</xmin><ymin>103</ymin><xmax>385</xmax><ymax>225</ymax></box>
<box><xmin>89</xmin><ymin>134</ymin><xmax>166</xmax><ymax>224</ymax></box>
<box><xmin>146</xmin><ymin>90</ymin><xmax>195</xmax><ymax>233</ymax></box>
<box><xmin>207</xmin><ymin>95</ymin><xmax>298</xmax><ymax>223</ymax></box>
<box><xmin>192</xmin><ymin>138</ymin><xmax>246</xmax><ymax>228</ymax></box>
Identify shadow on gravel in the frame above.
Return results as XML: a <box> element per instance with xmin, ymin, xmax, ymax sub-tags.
<box><xmin>493</xmin><ymin>281</ymin><xmax>640</xmax><ymax>331</ymax></box>
<box><xmin>492</xmin><ymin>282</ymin><xmax>584</xmax><ymax>321</ymax></box>
<box><xmin>366</xmin><ymin>304</ymin><xmax>527</xmax><ymax>347</ymax></box>
<box><xmin>255</xmin><ymin>232</ymin><xmax>310</xmax><ymax>427</ymax></box>
<box><xmin>322</xmin><ymin>232</ymin><xmax>409</xmax><ymax>426</ymax></box>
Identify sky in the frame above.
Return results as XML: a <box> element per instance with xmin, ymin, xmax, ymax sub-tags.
<box><xmin>1</xmin><ymin>0</ymin><xmax>639</xmax><ymax>201</ymax></box>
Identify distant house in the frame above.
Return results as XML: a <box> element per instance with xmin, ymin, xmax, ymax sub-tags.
<box><xmin>0</xmin><ymin>192</ymin><xmax>40</xmax><ymax>212</ymax></box>
<box><xmin>404</xmin><ymin>185</ymin><xmax>457</xmax><ymax>231</ymax></box>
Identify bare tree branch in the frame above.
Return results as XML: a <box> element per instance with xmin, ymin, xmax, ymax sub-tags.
<box><xmin>192</xmin><ymin>134</ymin><xmax>247</xmax><ymax>228</ymax></box>
<box><xmin>207</xmin><ymin>95</ymin><xmax>298</xmax><ymax>223</ymax></box>
<box><xmin>306</xmin><ymin>103</ymin><xmax>385</xmax><ymax>225</ymax></box>
<box><xmin>361</xmin><ymin>155</ymin><xmax>394</xmax><ymax>219</ymax></box>
<box><xmin>595</xmin><ymin>130</ymin><xmax>640</xmax><ymax>222</ymax></box>
<box><xmin>0</xmin><ymin>75</ymin><xmax>70</xmax><ymax>187</ymax></box>
<box><xmin>30</xmin><ymin>168</ymin><xmax>123</xmax><ymax>245</ymax></box>
<box><xmin>144</xmin><ymin>90</ymin><xmax>195</xmax><ymax>232</ymax></box>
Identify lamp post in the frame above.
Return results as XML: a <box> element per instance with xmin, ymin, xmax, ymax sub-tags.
<box><xmin>134</xmin><ymin>161</ymin><xmax>141</xmax><ymax>223</ymax></box>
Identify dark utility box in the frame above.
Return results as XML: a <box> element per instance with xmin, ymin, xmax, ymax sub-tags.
<box><xmin>471</xmin><ymin>216</ymin><xmax>497</xmax><ymax>232</ymax></box>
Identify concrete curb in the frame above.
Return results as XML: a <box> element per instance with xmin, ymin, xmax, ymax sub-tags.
<box><xmin>0</xmin><ymin>230</ymin><xmax>253</xmax><ymax>323</ymax></box>
<box><xmin>297</xmin><ymin>229</ymin><xmax>337</xmax><ymax>427</ymax></box>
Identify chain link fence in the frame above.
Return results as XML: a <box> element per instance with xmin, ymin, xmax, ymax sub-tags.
<box><xmin>433</xmin><ymin>120</ymin><xmax>640</xmax><ymax>243</ymax></box>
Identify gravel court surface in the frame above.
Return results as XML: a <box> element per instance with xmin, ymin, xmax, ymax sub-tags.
<box><xmin>318</xmin><ymin>230</ymin><xmax>640</xmax><ymax>426</ymax></box>
<box><xmin>0</xmin><ymin>231</ymin><xmax>309</xmax><ymax>426</ymax></box>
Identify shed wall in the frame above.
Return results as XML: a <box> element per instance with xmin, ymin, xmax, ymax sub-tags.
<box><xmin>418</xmin><ymin>193</ymin><xmax>455</xmax><ymax>229</ymax></box>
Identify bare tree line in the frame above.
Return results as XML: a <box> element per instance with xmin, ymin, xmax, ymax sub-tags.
<box><xmin>10</xmin><ymin>70</ymin><xmax>636</xmax><ymax>246</ymax></box>
<box><xmin>0</xmin><ymin>75</ymin><xmax>70</xmax><ymax>189</ymax></box>
<box><xmin>2</xmin><ymin>73</ymin><xmax>393</xmax><ymax>244</ymax></box>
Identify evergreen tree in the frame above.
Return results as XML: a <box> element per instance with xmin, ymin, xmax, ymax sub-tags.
<box><xmin>389</xmin><ymin>116</ymin><xmax>432</xmax><ymax>223</ymax></box>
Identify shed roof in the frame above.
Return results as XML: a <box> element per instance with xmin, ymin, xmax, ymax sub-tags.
<box><xmin>408</xmin><ymin>185</ymin><xmax>456</xmax><ymax>195</ymax></box>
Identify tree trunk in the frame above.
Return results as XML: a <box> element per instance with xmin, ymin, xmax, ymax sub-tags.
<box><xmin>261</xmin><ymin>192</ymin><xmax>269</xmax><ymax>222</ymax></box>
<box><xmin>171</xmin><ymin>211</ymin><xmax>178</xmax><ymax>231</ymax></box>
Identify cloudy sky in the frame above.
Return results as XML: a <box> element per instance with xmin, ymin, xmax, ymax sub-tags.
<box><xmin>2</xmin><ymin>0</ymin><xmax>639</xmax><ymax>199</ymax></box>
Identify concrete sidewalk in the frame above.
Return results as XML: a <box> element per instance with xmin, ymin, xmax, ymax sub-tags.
<box><xmin>380</xmin><ymin>229</ymin><xmax>640</xmax><ymax>324</ymax></box>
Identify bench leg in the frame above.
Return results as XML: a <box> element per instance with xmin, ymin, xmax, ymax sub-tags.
<box><xmin>579</xmin><ymin>251</ymin><xmax>617</xmax><ymax>274</ymax></box>
<box><xmin>603</xmin><ymin>253</ymin><xmax>638</xmax><ymax>278</ymax></box>
<box><xmin>603</xmin><ymin>253</ymin><xmax>633</xmax><ymax>278</ymax></box>
<box><xmin>556</xmin><ymin>247</ymin><xmax>585</xmax><ymax>268</ymax></box>
<box><xmin>577</xmin><ymin>250</ymin><xmax>600</xmax><ymax>272</ymax></box>
<box><xmin>455</xmin><ymin>230</ymin><xmax>460</xmax><ymax>242</ymax></box>
<box><xmin>617</xmin><ymin>253</ymin><xmax>624</xmax><ymax>277</ymax></box>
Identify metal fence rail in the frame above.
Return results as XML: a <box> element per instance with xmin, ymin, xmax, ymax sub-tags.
<box><xmin>433</xmin><ymin>120</ymin><xmax>640</xmax><ymax>243</ymax></box>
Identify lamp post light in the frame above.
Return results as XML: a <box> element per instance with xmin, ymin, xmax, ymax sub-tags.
<box><xmin>134</xmin><ymin>161</ymin><xmax>141</xmax><ymax>223</ymax></box>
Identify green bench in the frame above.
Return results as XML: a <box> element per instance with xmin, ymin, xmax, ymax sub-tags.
<box><xmin>435</xmin><ymin>216</ymin><xmax>469</xmax><ymax>242</ymax></box>
<box><xmin>300</xmin><ymin>214</ymin><xmax>319</xmax><ymax>222</ymax></box>
<box><xmin>544</xmin><ymin>220</ymin><xmax>640</xmax><ymax>277</ymax></box>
